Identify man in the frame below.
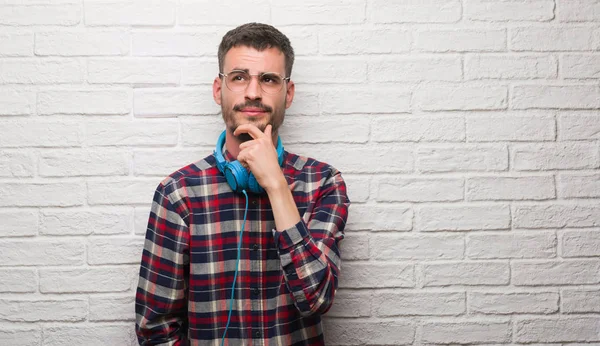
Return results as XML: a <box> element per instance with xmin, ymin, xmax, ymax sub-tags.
<box><xmin>135</xmin><ymin>23</ymin><xmax>350</xmax><ymax>345</ymax></box>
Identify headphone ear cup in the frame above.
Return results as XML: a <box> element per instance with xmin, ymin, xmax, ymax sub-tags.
<box><xmin>247</xmin><ymin>173</ymin><xmax>264</xmax><ymax>194</ymax></box>
<box><xmin>224</xmin><ymin>161</ymin><xmax>249</xmax><ymax>193</ymax></box>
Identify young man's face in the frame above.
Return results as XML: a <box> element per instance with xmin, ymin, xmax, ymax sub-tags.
<box><xmin>213</xmin><ymin>46</ymin><xmax>295</xmax><ymax>142</ymax></box>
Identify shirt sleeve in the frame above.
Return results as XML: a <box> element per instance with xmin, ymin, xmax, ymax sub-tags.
<box><xmin>135</xmin><ymin>183</ymin><xmax>190</xmax><ymax>346</ymax></box>
<box><xmin>273</xmin><ymin>170</ymin><xmax>350</xmax><ymax>317</ymax></box>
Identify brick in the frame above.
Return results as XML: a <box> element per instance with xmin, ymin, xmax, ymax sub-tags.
<box><xmin>466</xmin><ymin>112</ymin><xmax>555</xmax><ymax>141</ymax></box>
<box><xmin>422</xmin><ymin>320</ymin><xmax>511</xmax><ymax>344</ymax></box>
<box><xmin>0</xmin><ymin>120</ymin><xmax>81</xmax><ymax>148</ymax></box>
<box><xmin>467</xmin><ymin>231</ymin><xmax>557</xmax><ymax>259</ymax></box>
<box><xmin>512</xmin><ymin>260</ymin><xmax>600</xmax><ymax>285</ymax></box>
<box><xmin>0</xmin><ymin>58</ymin><xmax>84</xmax><ymax>84</ymax></box>
<box><xmin>417</xmin><ymin>205</ymin><xmax>511</xmax><ymax>231</ymax></box>
<box><xmin>84</xmin><ymin>0</ymin><xmax>175</xmax><ymax>26</ymax></box>
<box><xmin>40</xmin><ymin>209</ymin><xmax>132</xmax><ymax>235</ymax></box>
<box><xmin>88</xmin><ymin>237</ymin><xmax>144</xmax><ymax>265</ymax></box>
<box><xmin>0</xmin><ymin>299</ymin><xmax>87</xmax><ymax>322</ymax></box>
<box><xmin>132</xmin><ymin>30</ymin><xmax>220</xmax><ymax>57</ymax></box>
<box><xmin>0</xmin><ymin>210</ymin><xmax>37</xmax><ymax>237</ymax></box>
<box><xmin>89</xmin><ymin>295</ymin><xmax>135</xmax><ymax>321</ymax></box>
<box><xmin>558</xmin><ymin>173</ymin><xmax>600</xmax><ymax>198</ymax></box>
<box><xmin>39</xmin><ymin>266</ymin><xmax>138</xmax><ymax>293</ymax></box>
<box><xmin>39</xmin><ymin>150</ymin><xmax>129</xmax><ymax>177</ymax></box>
<box><xmin>180</xmin><ymin>117</ymin><xmax>223</xmax><ymax>147</ymax></box>
<box><xmin>0</xmin><ymin>182</ymin><xmax>85</xmax><ymax>207</ymax></box>
<box><xmin>0</xmin><ymin>269</ymin><xmax>37</xmax><ymax>292</ymax></box>
<box><xmin>323</xmin><ymin>319</ymin><xmax>415</xmax><ymax>345</ymax></box>
<box><xmin>417</xmin><ymin>145</ymin><xmax>508</xmax><ymax>173</ymax></box>
<box><xmin>340</xmin><ymin>175</ymin><xmax>369</xmax><ymax>203</ymax></box>
<box><xmin>562</xmin><ymin>230</ymin><xmax>600</xmax><ymax>257</ymax></box>
<box><xmin>0</xmin><ymin>151</ymin><xmax>34</xmax><ymax>177</ymax></box>
<box><xmin>514</xmin><ymin>203</ymin><xmax>600</xmax><ymax>229</ymax></box>
<box><xmin>516</xmin><ymin>317</ymin><xmax>600</xmax><ymax>342</ymax></box>
<box><xmin>134</xmin><ymin>88</ymin><xmax>216</xmax><ymax>116</ymax></box>
<box><xmin>0</xmin><ymin>1</ymin><xmax>81</xmax><ymax>26</ymax></box>
<box><xmin>511</xmin><ymin>27</ymin><xmax>595</xmax><ymax>51</ymax></box>
<box><xmin>558</xmin><ymin>112</ymin><xmax>600</xmax><ymax>140</ymax></box>
<box><xmin>338</xmin><ymin>231</ymin><xmax>369</xmax><ymax>260</ymax></box>
<box><xmin>281</xmin><ymin>116</ymin><xmax>369</xmax><ymax>144</ymax></box>
<box><xmin>38</xmin><ymin>89</ymin><xmax>131</xmax><ymax>115</ymax></box>
<box><xmin>466</xmin><ymin>176</ymin><xmax>555</xmax><ymax>201</ymax></box>
<box><xmin>373</xmin><ymin>115</ymin><xmax>465</xmax><ymax>142</ymax></box>
<box><xmin>370</xmin><ymin>56</ymin><xmax>462</xmax><ymax>82</ymax></box>
<box><xmin>285</xmin><ymin>89</ymin><xmax>320</xmax><ymax>116</ymax></box>
<box><xmin>35</xmin><ymin>30</ymin><xmax>129</xmax><ymax>56</ymax></box>
<box><xmin>134</xmin><ymin>149</ymin><xmax>206</xmax><ymax>176</ymax></box>
<box><xmin>370</xmin><ymin>0</ymin><xmax>461</xmax><ymax>23</ymax></box>
<box><xmin>84</xmin><ymin>120</ymin><xmax>178</xmax><ymax>146</ymax></box>
<box><xmin>181</xmin><ymin>59</ymin><xmax>219</xmax><ymax>85</ymax></box>
<box><xmin>293</xmin><ymin>144</ymin><xmax>414</xmax><ymax>173</ymax></box>
<box><xmin>413</xmin><ymin>84</ymin><xmax>507</xmax><ymax>111</ymax></box>
<box><xmin>88</xmin><ymin>58</ymin><xmax>180</xmax><ymax>85</ymax></box>
<box><xmin>272</xmin><ymin>0</ymin><xmax>365</xmax><ymax>25</ymax></box>
<box><xmin>562</xmin><ymin>289</ymin><xmax>600</xmax><ymax>313</ymax></box>
<box><xmin>326</xmin><ymin>290</ymin><xmax>371</xmax><ymax>318</ymax></box>
<box><xmin>294</xmin><ymin>58</ymin><xmax>367</xmax><ymax>84</ymax></box>
<box><xmin>373</xmin><ymin>291</ymin><xmax>464</xmax><ymax>316</ymax></box>
<box><xmin>280</xmin><ymin>27</ymin><xmax>319</xmax><ymax>56</ymax></box>
<box><xmin>346</xmin><ymin>204</ymin><xmax>412</xmax><ymax>231</ymax></box>
<box><xmin>0</xmin><ymin>327</ymin><xmax>40</xmax><ymax>346</ymax></box>
<box><xmin>562</xmin><ymin>54</ymin><xmax>600</xmax><ymax>79</ymax></box>
<box><xmin>423</xmin><ymin>261</ymin><xmax>509</xmax><ymax>286</ymax></box>
<box><xmin>0</xmin><ymin>239</ymin><xmax>84</xmax><ymax>266</ymax></box>
<box><xmin>558</xmin><ymin>0</ymin><xmax>600</xmax><ymax>22</ymax></box>
<box><xmin>179</xmin><ymin>0</ymin><xmax>269</xmax><ymax>25</ymax></box>
<box><xmin>87</xmin><ymin>179</ymin><xmax>158</xmax><ymax>205</ymax></box>
<box><xmin>0</xmin><ymin>32</ymin><xmax>33</xmax><ymax>56</ymax></box>
<box><xmin>135</xmin><ymin>206</ymin><xmax>152</xmax><ymax>235</ymax></box>
<box><xmin>376</xmin><ymin>177</ymin><xmax>464</xmax><ymax>202</ymax></box>
<box><xmin>465</xmin><ymin>0</ymin><xmax>555</xmax><ymax>21</ymax></box>
<box><xmin>340</xmin><ymin>262</ymin><xmax>414</xmax><ymax>288</ymax></box>
<box><xmin>465</xmin><ymin>54</ymin><xmax>557</xmax><ymax>79</ymax></box>
<box><xmin>469</xmin><ymin>291</ymin><xmax>559</xmax><ymax>314</ymax></box>
<box><xmin>42</xmin><ymin>325</ymin><xmax>135</xmax><ymax>346</ymax></box>
<box><xmin>512</xmin><ymin>85</ymin><xmax>600</xmax><ymax>109</ymax></box>
<box><xmin>0</xmin><ymin>88</ymin><xmax>35</xmax><ymax>115</ymax></box>
<box><xmin>321</xmin><ymin>87</ymin><xmax>411</xmax><ymax>114</ymax></box>
<box><xmin>512</xmin><ymin>143</ymin><xmax>600</xmax><ymax>170</ymax></box>
<box><xmin>415</xmin><ymin>29</ymin><xmax>506</xmax><ymax>52</ymax></box>
<box><xmin>371</xmin><ymin>234</ymin><xmax>464</xmax><ymax>260</ymax></box>
<box><xmin>319</xmin><ymin>28</ymin><xmax>410</xmax><ymax>54</ymax></box>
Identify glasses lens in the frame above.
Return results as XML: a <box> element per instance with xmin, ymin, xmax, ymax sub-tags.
<box><xmin>226</xmin><ymin>71</ymin><xmax>249</xmax><ymax>92</ymax></box>
<box><xmin>259</xmin><ymin>73</ymin><xmax>283</xmax><ymax>94</ymax></box>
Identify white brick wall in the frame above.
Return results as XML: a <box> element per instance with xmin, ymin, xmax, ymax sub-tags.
<box><xmin>1</xmin><ymin>1</ymin><xmax>599</xmax><ymax>345</ymax></box>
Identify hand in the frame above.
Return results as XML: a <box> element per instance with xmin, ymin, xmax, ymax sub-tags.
<box><xmin>234</xmin><ymin>124</ymin><xmax>287</xmax><ymax>192</ymax></box>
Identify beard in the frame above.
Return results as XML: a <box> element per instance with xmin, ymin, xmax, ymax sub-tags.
<box><xmin>221</xmin><ymin>98</ymin><xmax>285</xmax><ymax>142</ymax></box>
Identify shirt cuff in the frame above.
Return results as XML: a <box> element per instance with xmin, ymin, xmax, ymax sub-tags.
<box><xmin>272</xmin><ymin>220</ymin><xmax>310</xmax><ymax>250</ymax></box>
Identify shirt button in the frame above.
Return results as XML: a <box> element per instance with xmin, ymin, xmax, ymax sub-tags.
<box><xmin>252</xmin><ymin>287</ymin><xmax>259</xmax><ymax>296</ymax></box>
<box><xmin>254</xmin><ymin>330</ymin><xmax>261</xmax><ymax>338</ymax></box>
<box><xmin>252</xmin><ymin>244</ymin><xmax>259</xmax><ymax>251</ymax></box>
<box><xmin>251</xmin><ymin>200</ymin><xmax>257</xmax><ymax>206</ymax></box>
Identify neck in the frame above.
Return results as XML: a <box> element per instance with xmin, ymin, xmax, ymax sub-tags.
<box><xmin>225</xmin><ymin>129</ymin><xmax>279</xmax><ymax>160</ymax></box>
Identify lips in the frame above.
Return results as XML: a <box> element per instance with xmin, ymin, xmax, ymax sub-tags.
<box><xmin>240</xmin><ymin>107</ymin><xmax>267</xmax><ymax>116</ymax></box>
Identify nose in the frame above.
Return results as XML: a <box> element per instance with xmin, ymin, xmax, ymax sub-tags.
<box><xmin>244</xmin><ymin>75</ymin><xmax>262</xmax><ymax>100</ymax></box>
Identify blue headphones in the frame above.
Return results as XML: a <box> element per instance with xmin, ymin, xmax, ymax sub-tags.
<box><xmin>214</xmin><ymin>130</ymin><xmax>285</xmax><ymax>194</ymax></box>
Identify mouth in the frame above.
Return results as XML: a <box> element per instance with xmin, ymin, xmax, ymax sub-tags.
<box><xmin>239</xmin><ymin>107</ymin><xmax>268</xmax><ymax>116</ymax></box>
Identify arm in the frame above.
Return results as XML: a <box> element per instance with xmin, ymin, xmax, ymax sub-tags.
<box><xmin>135</xmin><ymin>183</ymin><xmax>190</xmax><ymax>345</ymax></box>
<box><xmin>270</xmin><ymin>170</ymin><xmax>349</xmax><ymax>316</ymax></box>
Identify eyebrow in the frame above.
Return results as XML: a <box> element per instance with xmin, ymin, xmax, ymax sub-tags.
<box><xmin>228</xmin><ymin>68</ymin><xmax>281</xmax><ymax>75</ymax></box>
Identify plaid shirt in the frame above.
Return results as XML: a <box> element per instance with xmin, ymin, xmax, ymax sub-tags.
<box><xmin>135</xmin><ymin>149</ymin><xmax>350</xmax><ymax>346</ymax></box>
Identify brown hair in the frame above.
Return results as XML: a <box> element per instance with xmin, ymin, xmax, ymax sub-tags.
<box><xmin>218</xmin><ymin>22</ymin><xmax>295</xmax><ymax>77</ymax></box>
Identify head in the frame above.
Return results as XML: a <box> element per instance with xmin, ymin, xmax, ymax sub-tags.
<box><xmin>213</xmin><ymin>23</ymin><xmax>295</xmax><ymax>142</ymax></box>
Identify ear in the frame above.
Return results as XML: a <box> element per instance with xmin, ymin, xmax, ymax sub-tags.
<box><xmin>285</xmin><ymin>80</ymin><xmax>295</xmax><ymax>109</ymax></box>
<box><xmin>213</xmin><ymin>76</ymin><xmax>222</xmax><ymax>105</ymax></box>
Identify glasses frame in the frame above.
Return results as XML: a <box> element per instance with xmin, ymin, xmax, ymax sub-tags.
<box><xmin>219</xmin><ymin>70</ymin><xmax>291</xmax><ymax>94</ymax></box>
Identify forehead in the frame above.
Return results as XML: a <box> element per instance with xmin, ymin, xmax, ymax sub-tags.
<box><xmin>223</xmin><ymin>46</ymin><xmax>285</xmax><ymax>74</ymax></box>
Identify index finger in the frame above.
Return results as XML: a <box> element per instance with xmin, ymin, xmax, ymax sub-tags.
<box><xmin>233</xmin><ymin>124</ymin><xmax>265</xmax><ymax>139</ymax></box>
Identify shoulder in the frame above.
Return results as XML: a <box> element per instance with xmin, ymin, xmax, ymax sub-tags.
<box><xmin>156</xmin><ymin>153</ymin><xmax>220</xmax><ymax>193</ymax></box>
<box><xmin>283</xmin><ymin>150</ymin><xmax>344</xmax><ymax>185</ymax></box>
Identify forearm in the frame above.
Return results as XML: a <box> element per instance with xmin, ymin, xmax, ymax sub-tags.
<box><xmin>266</xmin><ymin>175</ymin><xmax>301</xmax><ymax>232</ymax></box>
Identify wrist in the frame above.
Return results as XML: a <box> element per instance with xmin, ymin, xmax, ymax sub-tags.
<box><xmin>264</xmin><ymin>174</ymin><xmax>288</xmax><ymax>194</ymax></box>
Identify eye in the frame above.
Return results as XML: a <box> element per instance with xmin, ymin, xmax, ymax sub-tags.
<box><xmin>261</xmin><ymin>74</ymin><xmax>281</xmax><ymax>84</ymax></box>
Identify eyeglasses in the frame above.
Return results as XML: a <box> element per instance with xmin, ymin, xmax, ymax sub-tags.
<box><xmin>219</xmin><ymin>70</ymin><xmax>290</xmax><ymax>94</ymax></box>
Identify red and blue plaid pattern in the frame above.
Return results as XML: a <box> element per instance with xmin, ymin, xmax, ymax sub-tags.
<box><xmin>135</xmin><ymin>150</ymin><xmax>350</xmax><ymax>345</ymax></box>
